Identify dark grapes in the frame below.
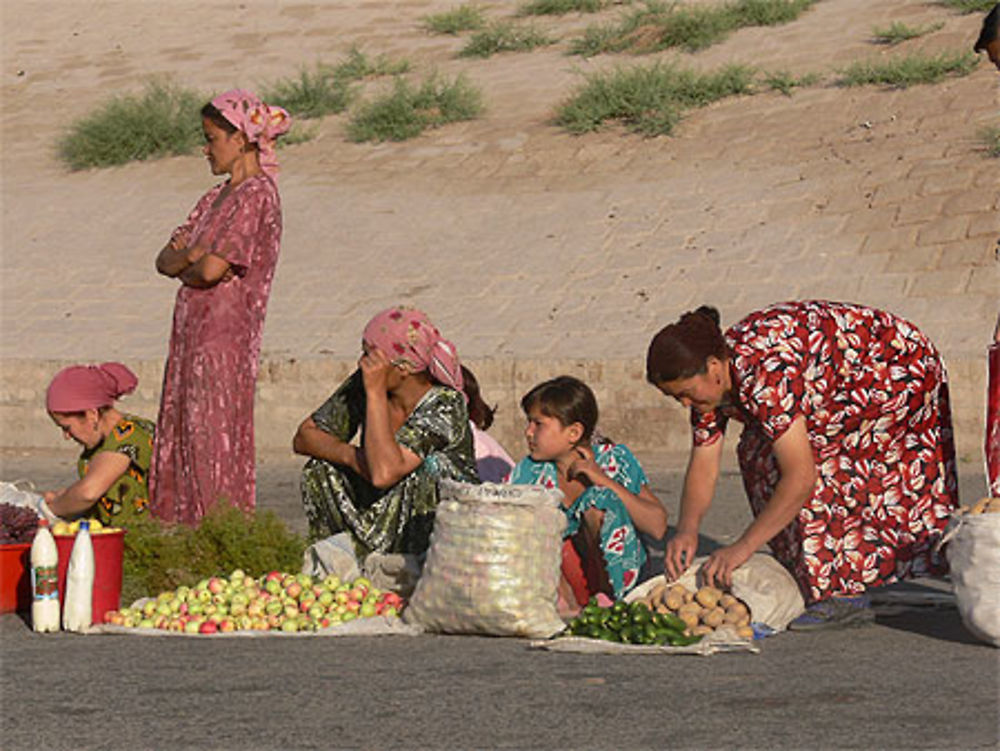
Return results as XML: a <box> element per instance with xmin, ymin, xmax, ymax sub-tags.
<box><xmin>0</xmin><ymin>503</ymin><xmax>39</xmax><ymax>544</ymax></box>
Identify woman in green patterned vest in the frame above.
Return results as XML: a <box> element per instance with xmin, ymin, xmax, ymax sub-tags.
<box><xmin>40</xmin><ymin>362</ymin><xmax>155</xmax><ymax>527</ymax></box>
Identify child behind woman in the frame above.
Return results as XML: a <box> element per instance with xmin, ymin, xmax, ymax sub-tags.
<box><xmin>507</xmin><ymin>375</ymin><xmax>667</xmax><ymax>609</ymax></box>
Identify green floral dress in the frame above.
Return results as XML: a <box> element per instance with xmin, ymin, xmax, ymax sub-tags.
<box><xmin>301</xmin><ymin>370</ymin><xmax>478</xmax><ymax>557</ymax></box>
<box><xmin>78</xmin><ymin>414</ymin><xmax>155</xmax><ymax>527</ymax></box>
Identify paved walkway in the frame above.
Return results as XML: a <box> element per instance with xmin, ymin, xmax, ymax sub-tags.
<box><xmin>1</xmin><ymin>1</ymin><xmax>997</xmax><ymax>462</ymax></box>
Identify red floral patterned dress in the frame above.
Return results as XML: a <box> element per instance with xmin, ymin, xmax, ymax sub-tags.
<box><xmin>691</xmin><ymin>301</ymin><xmax>959</xmax><ymax>603</ymax></box>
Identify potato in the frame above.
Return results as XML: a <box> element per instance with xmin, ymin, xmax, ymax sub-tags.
<box><xmin>695</xmin><ymin>586</ymin><xmax>722</xmax><ymax>609</ymax></box>
<box><xmin>655</xmin><ymin>604</ymin><xmax>670</xmax><ymax>615</ymax></box>
<box><xmin>663</xmin><ymin>591</ymin><xmax>684</xmax><ymax>611</ymax></box>
<box><xmin>719</xmin><ymin>593</ymin><xmax>737</xmax><ymax>609</ymax></box>
<box><xmin>677</xmin><ymin>602</ymin><xmax>701</xmax><ymax>630</ymax></box>
<box><xmin>649</xmin><ymin>583</ymin><xmax>667</xmax><ymax>606</ymax></box>
<box><xmin>702</xmin><ymin>607</ymin><xmax>725</xmax><ymax>629</ymax></box>
<box><xmin>725</xmin><ymin>602</ymin><xmax>749</xmax><ymax>623</ymax></box>
<box><xmin>736</xmin><ymin>625</ymin><xmax>754</xmax><ymax>639</ymax></box>
<box><xmin>682</xmin><ymin>588</ymin><xmax>695</xmax><ymax>604</ymax></box>
<box><xmin>691</xmin><ymin>624</ymin><xmax>714</xmax><ymax>636</ymax></box>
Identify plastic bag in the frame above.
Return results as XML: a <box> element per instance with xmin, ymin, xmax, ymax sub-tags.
<box><xmin>0</xmin><ymin>481</ymin><xmax>43</xmax><ymax>512</ymax></box>
<box><xmin>404</xmin><ymin>480</ymin><xmax>567</xmax><ymax>638</ymax></box>
<box><xmin>942</xmin><ymin>509</ymin><xmax>1000</xmax><ymax>647</ymax></box>
<box><xmin>301</xmin><ymin>533</ymin><xmax>361</xmax><ymax>583</ymax></box>
<box><xmin>626</xmin><ymin>553</ymin><xmax>806</xmax><ymax>634</ymax></box>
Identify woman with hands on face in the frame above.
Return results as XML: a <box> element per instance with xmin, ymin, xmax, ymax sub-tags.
<box><xmin>507</xmin><ymin>376</ymin><xmax>667</xmax><ymax>611</ymax></box>
<box><xmin>647</xmin><ymin>301</ymin><xmax>959</xmax><ymax>630</ymax></box>
<box><xmin>293</xmin><ymin>307</ymin><xmax>478</xmax><ymax>559</ymax></box>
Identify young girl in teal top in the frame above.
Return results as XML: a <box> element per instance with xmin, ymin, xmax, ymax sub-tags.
<box><xmin>507</xmin><ymin>376</ymin><xmax>667</xmax><ymax>608</ymax></box>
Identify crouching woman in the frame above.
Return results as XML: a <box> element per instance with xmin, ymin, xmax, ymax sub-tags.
<box><xmin>293</xmin><ymin>307</ymin><xmax>478</xmax><ymax>560</ymax></box>
<box><xmin>42</xmin><ymin>362</ymin><xmax>154</xmax><ymax>525</ymax></box>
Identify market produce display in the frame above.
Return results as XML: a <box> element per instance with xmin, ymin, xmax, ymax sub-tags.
<box><xmin>636</xmin><ymin>582</ymin><xmax>756</xmax><ymax>640</ymax></box>
<box><xmin>566</xmin><ymin>598</ymin><xmax>705</xmax><ymax>646</ymax></box>
<box><xmin>0</xmin><ymin>503</ymin><xmax>39</xmax><ymax>544</ymax></box>
<box><xmin>103</xmin><ymin>569</ymin><xmax>406</xmax><ymax>634</ymax></box>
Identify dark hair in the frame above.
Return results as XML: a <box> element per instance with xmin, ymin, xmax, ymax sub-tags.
<box><xmin>646</xmin><ymin>305</ymin><xmax>727</xmax><ymax>385</ymax></box>
<box><xmin>200</xmin><ymin>103</ymin><xmax>239</xmax><ymax>135</ymax></box>
<box><xmin>520</xmin><ymin>375</ymin><xmax>598</xmax><ymax>445</ymax></box>
<box><xmin>974</xmin><ymin>3</ymin><xmax>1000</xmax><ymax>52</ymax></box>
<box><xmin>461</xmin><ymin>365</ymin><xmax>496</xmax><ymax>431</ymax></box>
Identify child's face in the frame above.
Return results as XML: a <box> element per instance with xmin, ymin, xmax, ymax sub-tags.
<box><xmin>523</xmin><ymin>405</ymin><xmax>581</xmax><ymax>462</ymax></box>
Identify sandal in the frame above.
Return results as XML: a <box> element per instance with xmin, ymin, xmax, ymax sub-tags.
<box><xmin>788</xmin><ymin>595</ymin><xmax>874</xmax><ymax>632</ymax></box>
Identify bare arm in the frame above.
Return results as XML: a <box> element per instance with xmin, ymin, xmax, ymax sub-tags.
<box><xmin>700</xmin><ymin>416</ymin><xmax>816</xmax><ymax>588</ymax></box>
<box><xmin>664</xmin><ymin>437</ymin><xmax>724</xmax><ymax>580</ymax></box>
<box><xmin>43</xmin><ymin>452</ymin><xmax>130</xmax><ymax>518</ymax></box>
<box><xmin>360</xmin><ymin>350</ymin><xmax>422</xmax><ymax>489</ymax></box>
<box><xmin>156</xmin><ymin>229</ymin><xmax>232</xmax><ymax>287</ymax></box>
<box><xmin>178</xmin><ymin>253</ymin><xmax>233</xmax><ymax>288</ymax></box>
<box><xmin>569</xmin><ymin>448</ymin><xmax>668</xmax><ymax>538</ymax></box>
<box><xmin>292</xmin><ymin>417</ymin><xmax>368</xmax><ymax>480</ymax></box>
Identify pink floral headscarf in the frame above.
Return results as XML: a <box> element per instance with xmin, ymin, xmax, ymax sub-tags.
<box><xmin>210</xmin><ymin>89</ymin><xmax>291</xmax><ymax>180</ymax></box>
<box><xmin>46</xmin><ymin>362</ymin><xmax>138</xmax><ymax>413</ymax></box>
<box><xmin>362</xmin><ymin>307</ymin><xmax>464</xmax><ymax>392</ymax></box>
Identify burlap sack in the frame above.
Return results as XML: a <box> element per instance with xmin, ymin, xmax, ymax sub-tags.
<box><xmin>404</xmin><ymin>480</ymin><xmax>566</xmax><ymax>638</ymax></box>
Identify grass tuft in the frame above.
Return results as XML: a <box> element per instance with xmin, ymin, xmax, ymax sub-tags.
<box><xmin>761</xmin><ymin>69</ymin><xmax>820</xmax><ymax>95</ymax></box>
<box><xmin>935</xmin><ymin>0</ymin><xmax>996</xmax><ymax>12</ymax></box>
<box><xmin>555</xmin><ymin>61</ymin><xmax>755</xmax><ymax>135</ymax></box>
<box><xmin>518</xmin><ymin>0</ymin><xmax>611</xmax><ymax>16</ymax></box>
<box><xmin>59</xmin><ymin>79</ymin><xmax>203</xmax><ymax>170</ymax></box>
<box><xmin>980</xmin><ymin>125</ymin><xmax>1000</xmax><ymax>157</ymax></box>
<box><xmin>570</xmin><ymin>0</ymin><xmax>817</xmax><ymax>56</ymax></box>
<box><xmin>837</xmin><ymin>50</ymin><xmax>980</xmax><ymax>88</ymax></box>
<box><xmin>422</xmin><ymin>4</ymin><xmax>488</xmax><ymax>34</ymax></box>
<box><xmin>459</xmin><ymin>20</ymin><xmax>556</xmax><ymax>57</ymax></box>
<box><xmin>264</xmin><ymin>49</ymin><xmax>410</xmax><ymax>119</ymax></box>
<box><xmin>346</xmin><ymin>73</ymin><xmax>484</xmax><ymax>142</ymax></box>
<box><xmin>871</xmin><ymin>21</ymin><xmax>944</xmax><ymax>45</ymax></box>
<box><xmin>121</xmin><ymin>504</ymin><xmax>306</xmax><ymax>604</ymax></box>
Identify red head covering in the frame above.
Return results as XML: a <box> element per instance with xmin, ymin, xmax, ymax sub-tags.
<box><xmin>46</xmin><ymin>362</ymin><xmax>138</xmax><ymax>413</ymax></box>
<box><xmin>210</xmin><ymin>89</ymin><xmax>292</xmax><ymax>180</ymax></box>
<box><xmin>362</xmin><ymin>307</ymin><xmax>464</xmax><ymax>392</ymax></box>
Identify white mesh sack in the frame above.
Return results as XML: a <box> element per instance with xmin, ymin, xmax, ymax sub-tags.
<box><xmin>404</xmin><ymin>480</ymin><xmax>567</xmax><ymax>638</ymax></box>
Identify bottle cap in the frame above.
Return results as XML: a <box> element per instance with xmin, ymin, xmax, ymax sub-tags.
<box><xmin>38</xmin><ymin>518</ymin><xmax>49</xmax><ymax>527</ymax></box>
<box><xmin>79</xmin><ymin>520</ymin><xmax>90</xmax><ymax>531</ymax></box>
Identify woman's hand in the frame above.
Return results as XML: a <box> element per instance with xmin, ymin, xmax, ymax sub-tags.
<box><xmin>359</xmin><ymin>347</ymin><xmax>393</xmax><ymax>394</ymax></box>
<box><xmin>664</xmin><ymin>529</ymin><xmax>699</xmax><ymax>581</ymax></box>
<box><xmin>699</xmin><ymin>540</ymin><xmax>753</xmax><ymax>589</ymax></box>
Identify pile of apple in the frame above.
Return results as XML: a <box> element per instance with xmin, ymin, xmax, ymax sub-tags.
<box><xmin>104</xmin><ymin>569</ymin><xmax>406</xmax><ymax>634</ymax></box>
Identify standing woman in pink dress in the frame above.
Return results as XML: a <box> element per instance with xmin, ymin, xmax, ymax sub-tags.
<box><xmin>151</xmin><ymin>89</ymin><xmax>291</xmax><ymax>523</ymax></box>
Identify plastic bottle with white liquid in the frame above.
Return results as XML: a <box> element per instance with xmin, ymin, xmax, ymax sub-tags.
<box><xmin>62</xmin><ymin>520</ymin><xmax>94</xmax><ymax>632</ymax></box>
<box><xmin>30</xmin><ymin>518</ymin><xmax>60</xmax><ymax>632</ymax></box>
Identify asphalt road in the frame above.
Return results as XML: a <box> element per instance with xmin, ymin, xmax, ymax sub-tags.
<box><xmin>1</xmin><ymin>451</ymin><xmax>997</xmax><ymax>750</ymax></box>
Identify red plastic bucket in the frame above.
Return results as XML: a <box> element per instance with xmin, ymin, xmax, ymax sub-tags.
<box><xmin>54</xmin><ymin>530</ymin><xmax>125</xmax><ymax>625</ymax></box>
<box><xmin>0</xmin><ymin>543</ymin><xmax>32</xmax><ymax>614</ymax></box>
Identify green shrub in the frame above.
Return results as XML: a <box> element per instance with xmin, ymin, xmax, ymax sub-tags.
<box><xmin>569</xmin><ymin>0</ymin><xmax>817</xmax><ymax>56</ymax></box>
<box><xmin>459</xmin><ymin>20</ymin><xmax>555</xmax><ymax>57</ymax></box>
<box><xmin>59</xmin><ymin>79</ymin><xmax>203</xmax><ymax>170</ymax></box>
<box><xmin>346</xmin><ymin>74</ymin><xmax>484</xmax><ymax>142</ymax></box>
<box><xmin>423</xmin><ymin>4</ymin><xmax>488</xmax><ymax>34</ymax></box>
<box><xmin>837</xmin><ymin>50</ymin><xmax>980</xmax><ymax>88</ymax></box>
<box><xmin>980</xmin><ymin>125</ymin><xmax>1000</xmax><ymax>157</ymax></box>
<box><xmin>871</xmin><ymin>21</ymin><xmax>944</xmax><ymax>45</ymax></box>
<box><xmin>264</xmin><ymin>49</ymin><xmax>410</xmax><ymax>119</ymax></box>
<box><xmin>519</xmin><ymin>0</ymin><xmax>609</xmax><ymax>15</ymax></box>
<box><xmin>761</xmin><ymin>69</ymin><xmax>820</xmax><ymax>95</ymax></box>
<box><xmin>935</xmin><ymin>0</ymin><xmax>996</xmax><ymax>11</ymax></box>
<box><xmin>555</xmin><ymin>61</ymin><xmax>755</xmax><ymax>135</ymax></box>
<box><xmin>121</xmin><ymin>504</ymin><xmax>306</xmax><ymax>605</ymax></box>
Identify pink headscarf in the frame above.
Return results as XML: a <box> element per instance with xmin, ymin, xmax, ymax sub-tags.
<box><xmin>362</xmin><ymin>307</ymin><xmax>464</xmax><ymax>392</ymax></box>
<box><xmin>210</xmin><ymin>89</ymin><xmax>292</xmax><ymax>180</ymax></box>
<box><xmin>46</xmin><ymin>362</ymin><xmax>138</xmax><ymax>414</ymax></box>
